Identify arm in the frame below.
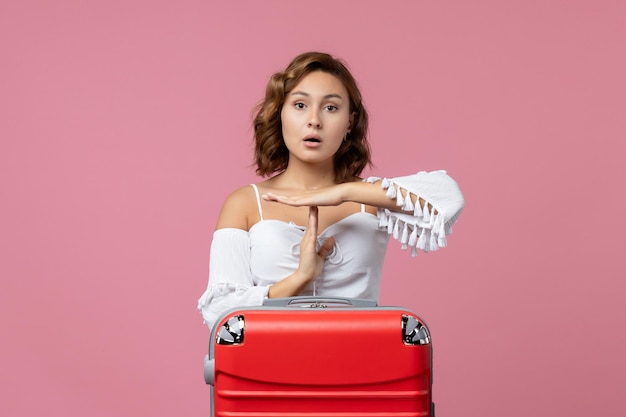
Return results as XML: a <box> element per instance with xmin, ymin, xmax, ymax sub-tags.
<box><xmin>262</xmin><ymin>178</ymin><xmax>435</xmax><ymax>213</ymax></box>
<box><xmin>199</xmin><ymin>190</ymin><xmax>336</xmax><ymax>329</ymax></box>
<box><xmin>267</xmin><ymin>206</ymin><xmax>335</xmax><ymax>299</ymax></box>
<box><xmin>198</xmin><ymin>189</ymin><xmax>269</xmax><ymax>329</ymax></box>
<box><xmin>263</xmin><ymin>170</ymin><xmax>465</xmax><ymax>255</ymax></box>
<box><xmin>197</xmin><ymin>228</ymin><xmax>269</xmax><ymax>330</ymax></box>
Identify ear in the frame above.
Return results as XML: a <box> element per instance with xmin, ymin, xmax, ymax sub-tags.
<box><xmin>348</xmin><ymin>111</ymin><xmax>355</xmax><ymax>131</ymax></box>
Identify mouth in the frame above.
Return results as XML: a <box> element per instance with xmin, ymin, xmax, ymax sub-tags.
<box><xmin>303</xmin><ymin>135</ymin><xmax>321</xmax><ymax>143</ymax></box>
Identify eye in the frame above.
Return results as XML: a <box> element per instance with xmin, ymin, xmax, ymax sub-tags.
<box><xmin>294</xmin><ymin>102</ymin><xmax>306</xmax><ymax>109</ymax></box>
<box><xmin>325</xmin><ymin>105</ymin><xmax>338</xmax><ymax>112</ymax></box>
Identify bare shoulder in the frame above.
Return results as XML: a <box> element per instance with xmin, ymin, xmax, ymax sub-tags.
<box><xmin>215</xmin><ymin>185</ymin><xmax>258</xmax><ymax>231</ymax></box>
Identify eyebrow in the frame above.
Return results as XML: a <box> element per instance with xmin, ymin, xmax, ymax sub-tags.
<box><xmin>290</xmin><ymin>91</ymin><xmax>344</xmax><ymax>100</ymax></box>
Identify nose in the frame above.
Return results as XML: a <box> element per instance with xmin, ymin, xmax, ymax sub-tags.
<box><xmin>307</xmin><ymin>111</ymin><xmax>322</xmax><ymax>129</ymax></box>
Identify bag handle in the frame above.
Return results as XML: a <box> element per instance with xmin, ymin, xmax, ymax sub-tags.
<box><xmin>262</xmin><ymin>296</ymin><xmax>377</xmax><ymax>308</ymax></box>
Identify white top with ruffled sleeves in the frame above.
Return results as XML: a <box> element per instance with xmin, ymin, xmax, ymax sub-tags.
<box><xmin>197</xmin><ymin>170</ymin><xmax>464</xmax><ymax>329</ymax></box>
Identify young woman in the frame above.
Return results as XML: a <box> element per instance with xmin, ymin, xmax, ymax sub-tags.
<box><xmin>198</xmin><ymin>52</ymin><xmax>464</xmax><ymax>329</ymax></box>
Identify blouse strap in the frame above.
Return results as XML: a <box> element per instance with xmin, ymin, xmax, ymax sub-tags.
<box><xmin>250</xmin><ymin>184</ymin><xmax>264</xmax><ymax>220</ymax></box>
<box><xmin>360</xmin><ymin>203</ymin><xmax>366</xmax><ymax>212</ymax></box>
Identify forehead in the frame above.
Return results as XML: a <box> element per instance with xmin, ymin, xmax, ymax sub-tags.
<box><xmin>289</xmin><ymin>70</ymin><xmax>348</xmax><ymax>97</ymax></box>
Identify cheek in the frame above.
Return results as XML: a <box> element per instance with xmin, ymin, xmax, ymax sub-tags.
<box><xmin>280</xmin><ymin>109</ymin><xmax>302</xmax><ymax>138</ymax></box>
<box><xmin>280</xmin><ymin>109</ymin><xmax>293</xmax><ymax>128</ymax></box>
<box><xmin>331</xmin><ymin>116</ymin><xmax>351</xmax><ymax>136</ymax></box>
<box><xmin>280</xmin><ymin>121</ymin><xmax>295</xmax><ymax>144</ymax></box>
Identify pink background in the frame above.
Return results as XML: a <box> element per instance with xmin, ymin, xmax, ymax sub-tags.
<box><xmin>2</xmin><ymin>1</ymin><xmax>624</xmax><ymax>416</ymax></box>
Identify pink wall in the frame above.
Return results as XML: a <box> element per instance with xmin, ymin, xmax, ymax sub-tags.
<box><xmin>2</xmin><ymin>1</ymin><xmax>624</xmax><ymax>416</ymax></box>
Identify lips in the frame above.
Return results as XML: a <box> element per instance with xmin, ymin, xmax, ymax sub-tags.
<box><xmin>302</xmin><ymin>135</ymin><xmax>322</xmax><ymax>148</ymax></box>
<box><xmin>303</xmin><ymin>135</ymin><xmax>321</xmax><ymax>143</ymax></box>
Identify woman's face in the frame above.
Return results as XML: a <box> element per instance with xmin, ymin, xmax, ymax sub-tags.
<box><xmin>281</xmin><ymin>70</ymin><xmax>353</xmax><ymax>167</ymax></box>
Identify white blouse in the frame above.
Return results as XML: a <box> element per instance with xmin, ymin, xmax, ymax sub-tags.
<box><xmin>197</xmin><ymin>170</ymin><xmax>464</xmax><ymax>329</ymax></box>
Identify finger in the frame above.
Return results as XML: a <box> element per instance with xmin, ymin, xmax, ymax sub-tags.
<box><xmin>262</xmin><ymin>192</ymin><xmax>301</xmax><ymax>206</ymax></box>
<box><xmin>317</xmin><ymin>236</ymin><xmax>336</xmax><ymax>258</ymax></box>
<box><xmin>261</xmin><ymin>192</ymin><xmax>281</xmax><ymax>202</ymax></box>
<box><xmin>307</xmin><ymin>206</ymin><xmax>319</xmax><ymax>236</ymax></box>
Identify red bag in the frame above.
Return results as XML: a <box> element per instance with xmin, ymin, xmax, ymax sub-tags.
<box><xmin>204</xmin><ymin>297</ymin><xmax>434</xmax><ymax>416</ymax></box>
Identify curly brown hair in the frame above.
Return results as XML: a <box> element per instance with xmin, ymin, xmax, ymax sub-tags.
<box><xmin>253</xmin><ymin>52</ymin><xmax>371</xmax><ymax>183</ymax></box>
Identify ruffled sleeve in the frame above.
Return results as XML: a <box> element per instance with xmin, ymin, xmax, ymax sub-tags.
<box><xmin>197</xmin><ymin>228</ymin><xmax>270</xmax><ymax>329</ymax></box>
<box><xmin>365</xmin><ymin>170</ymin><xmax>464</xmax><ymax>256</ymax></box>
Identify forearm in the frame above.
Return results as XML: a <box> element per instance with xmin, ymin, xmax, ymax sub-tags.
<box><xmin>340</xmin><ymin>181</ymin><xmax>431</xmax><ymax>213</ymax></box>
<box><xmin>263</xmin><ymin>179</ymin><xmax>433</xmax><ymax>214</ymax></box>
<box><xmin>267</xmin><ymin>271</ymin><xmax>312</xmax><ymax>298</ymax></box>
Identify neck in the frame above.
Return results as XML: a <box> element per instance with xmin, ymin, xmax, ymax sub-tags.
<box><xmin>277</xmin><ymin>161</ymin><xmax>336</xmax><ymax>190</ymax></box>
